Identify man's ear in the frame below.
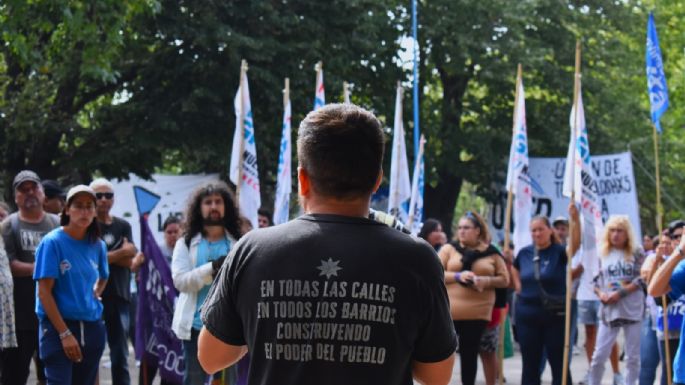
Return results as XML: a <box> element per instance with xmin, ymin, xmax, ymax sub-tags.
<box><xmin>298</xmin><ymin>167</ymin><xmax>310</xmax><ymax>197</ymax></box>
<box><xmin>372</xmin><ymin>169</ymin><xmax>383</xmax><ymax>193</ymax></box>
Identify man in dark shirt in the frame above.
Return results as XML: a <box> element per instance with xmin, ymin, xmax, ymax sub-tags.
<box><xmin>198</xmin><ymin>104</ymin><xmax>456</xmax><ymax>385</ymax></box>
<box><xmin>90</xmin><ymin>178</ymin><xmax>136</xmax><ymax>385</ymax></box>
<box><xmin>0</xmin><ymin>170</ymin><xmax>59</xmax><ymax>384</ymax></box>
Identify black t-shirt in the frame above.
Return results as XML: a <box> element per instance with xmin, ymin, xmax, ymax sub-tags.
<box><xmin>202</xmin><ymin>214</ymin><xmax>456</xmax><ymax>385</ymax></box>
<box><xmin>98</xmin><ymin>216</ymin><xmax>133</xmax><ymax>301</ymax></box>
<box><xmin>0</xmin><ymin>213</ymin><xmax>59</xmax><ymax>330</ymax></box>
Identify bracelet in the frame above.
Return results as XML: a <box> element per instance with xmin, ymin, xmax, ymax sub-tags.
<box><xmin>59</xmin><ymin>329</ymin><xmax>72</xmax><ymax>340</ymax></box>
<box><xmin>454</xmin><ymin>272</ymin><xmax>461</xmax><ymax>283</ymax></box>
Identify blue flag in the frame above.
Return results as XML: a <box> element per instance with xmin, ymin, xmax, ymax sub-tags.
<box><xmin>646</xmin><ymin>12</ymin><xmax>669</xmax><ymax>133</ymax></box>
<box><xmin>133</xmin><ymin>186</ymin><xmax>184</xmax><ymax>384</ymax></box>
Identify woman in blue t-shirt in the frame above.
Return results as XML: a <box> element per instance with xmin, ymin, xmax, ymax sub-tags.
<box><xmin>34</xmin><ymin>185</ymin><xmax>109</xmax><ymax>385</ymax></box>
<box><xmin>511</xmin><ymin>203</ymin><xmax>579</xmax><ymax>385</ymax></box>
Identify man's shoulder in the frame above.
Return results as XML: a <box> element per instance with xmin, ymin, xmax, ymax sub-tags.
<box><xmin>111</xmin><ymin>216</ymin><xmax>132</xmax><ymax>228</ymax></box>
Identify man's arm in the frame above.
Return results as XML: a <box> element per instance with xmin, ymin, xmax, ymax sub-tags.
<box><xmin>107</xmin><ymin>237</ymin><xmax>136</xmax><ymax>267</ymax></box>
<box><xmin>412</xmin><ymin>354</ymin><xmax>456</xmax><ymax>385</ymax></box>
<box><xmin>566</xmin><ymin>202</ymin><xmax>581</xmax><ymax>258</ymax></box>
<box><xmin>648</xmin><ymin>250</ymin><xmax>684</xmax><ymax>297</ymax></box>
<box><xmin>198</xmin><ymin>327</ymin><xmax>247</xmax><ymax>374</ymax></box>
<box><xmin>9</xmin><ymin>259</ymin><xmax>34</xmax><ymax>277</ymax></box>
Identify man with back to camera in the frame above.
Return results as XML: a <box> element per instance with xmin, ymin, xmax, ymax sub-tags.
<box><xmin>0</xmin><ymin>170</ymin><xmax>59</xmax><ymax>384</ymax></box>
<box><xmin>198</xmin><ymin>103</ymin><xmax>457</xmax><ymax>385</ymax></box>
<box><xmin>90</xmin><ymin>177</ymin><xmax>137</xmax><ymax>385</ymax></box>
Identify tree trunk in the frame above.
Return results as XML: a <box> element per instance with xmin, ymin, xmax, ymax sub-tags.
<box><xmin>425</xmin><ymin>174</ymin><xmax>463</xmax><ymax>239</ymax></box>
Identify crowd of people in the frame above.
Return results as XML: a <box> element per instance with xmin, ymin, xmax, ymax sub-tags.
<box><xmin>1</xmin><ymin>103</ymin><xmax>685</xmax><ymax>385</ymax></box>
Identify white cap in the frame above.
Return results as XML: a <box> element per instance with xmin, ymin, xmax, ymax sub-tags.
<box><xmin>66</xmin><ymin>185</ymin><xmax>97</xmax><ymax>204</ymax></box>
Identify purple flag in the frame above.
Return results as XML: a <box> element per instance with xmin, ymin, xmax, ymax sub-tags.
<box><xmin>134</xmin><ymin>187</ymin><xmax>184</xmax><ymax>384</ymax></box>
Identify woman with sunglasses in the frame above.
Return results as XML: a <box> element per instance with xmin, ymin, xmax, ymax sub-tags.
<box><xmin>438</xmin><ymin>211</ymin><xmax>509</xmax><ymax>385</ymax></box>
<box><xmin>34</xmin><ymin>185</ymin><xmax>109</xmax><ymax>384</ymax></box>
<box><xmin>511</xmin><ymin>203</ymin><xmax>580</xmax><ymax>385</ymax></box>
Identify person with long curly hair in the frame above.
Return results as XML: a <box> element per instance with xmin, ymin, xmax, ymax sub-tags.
<box><xmin>588</xmin><ymin>216</ymin><xmax>644</xmax><ymax>385</ymax></box>
<box><xmin>171</xmin><ymin>181</ymin><xmax>242</xmax><ymax>385</ymax></box>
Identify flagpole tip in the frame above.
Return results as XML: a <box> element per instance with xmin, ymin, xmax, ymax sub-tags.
<box><xmin>315</xmin><ymin>61</ymin><xmax>322</xmax><ymax>71</ymax></box>
<box><xmin>241</xmin><ymin>59</ymin><xmax>249</xmax><ymax>72</ymax></box>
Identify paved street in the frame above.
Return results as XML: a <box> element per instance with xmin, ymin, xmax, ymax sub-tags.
<box><xmin>28</xmin><ymin>329</ymin><xmax>646</xmax><ymax>385</ymax></box>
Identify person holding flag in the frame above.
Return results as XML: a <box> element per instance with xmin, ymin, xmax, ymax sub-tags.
<box><xmin>171</xmin><ymin>182</ymin><xmax>242</xmax><ymax>385</ymax></box>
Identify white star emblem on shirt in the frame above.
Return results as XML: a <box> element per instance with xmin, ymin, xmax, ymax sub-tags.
<box><xmin>317</xmin><ymin>258</ymin><xmax>342</xmax><ymax>279</ymax></box>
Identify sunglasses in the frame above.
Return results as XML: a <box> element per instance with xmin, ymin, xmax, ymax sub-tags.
<box><xmin>95</xmin><ymin>192</ymin><xmax>114</xmax><ymax>200</ymax></box>
<box><xmin>673</xmin><ymin>233</ymin><xmax>683</xmax><ymax>241</ymax></box>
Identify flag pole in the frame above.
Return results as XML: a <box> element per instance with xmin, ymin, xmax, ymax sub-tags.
<box><xmin>391</xmin><ymin>81</ymin><xmax>403</xmax><ymax>215</ymax></box>
<box><xmin>284</xmin><ymin>78</ymin><xmax>290</xmax><ymax>109</ymax></box>
<box><xmin>499</xmin><ymin>63</ymin><xmax>522</xmax><ymax>385</ymax></box>
<box><xmin>236</xmin><ymin>59</ymin><xmax>248</xmax><ymax>204</ymax></box>
<box><xmin>562</xmin><ymin>41</ymin><xmax>581</xmax><ymax>385</ymax></box>
<box><xmin>654</xmin><ymin>121</ymin><xmax>673</xmax><ymax>385</ymax></box>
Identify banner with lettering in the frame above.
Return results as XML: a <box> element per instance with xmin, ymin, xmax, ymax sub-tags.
<box><xmin>133</xmin><ymin>186</ymin><xmax>184</xmax><ymax>384</ymax></box>
<box><xmin>490</xmin><ymin>152</ymin><xmax>641</xmax><ymax>246</ymax></box>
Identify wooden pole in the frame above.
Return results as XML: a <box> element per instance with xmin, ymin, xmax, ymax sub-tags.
<box><xmin>499</xmin><ymin>63</ymin><xmax>522</xmax><ymax>385</ymax></box>
<box><xmin>236</xmin><ymin>60</ymin><xmax>248</xmax><ymax>204</ymax></box>
<box><xmin>654</xmin><ymin>122</ymin><xmax>673</xmax><ymax>385</ymax></box>
<box><xmin>562</xmin><ymin>41</ymin><xmax>581</xmax><ymax>385</ymax></box>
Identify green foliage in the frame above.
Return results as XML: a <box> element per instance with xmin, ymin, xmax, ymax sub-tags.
<box><xmin>0</xmin><ymin>0</ymin><xmax>683</xmax><ymax>235</ymax></box>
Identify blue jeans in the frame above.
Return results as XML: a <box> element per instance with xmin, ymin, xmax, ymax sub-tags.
<box><xmin>516</xmin><ymin>298</ymin><xmax>572</xmax><ymax>385</ymax></box>
<box><xmin>39</xmin><ymin>319</ymin><xmax>106</xmax><ymax>385</ymax></box>
<box><xmin>640</xmin><ymin>316</ymin><xmax>660</xmax><ymax>385</ymax></box>
<box><xmin>103</xmin><ymin>296</ymin><xmax>131</xmax><ymax>385</ymax></box>
<box><xmin>183</xmin><ymin>329</ymin><xmax>210</xmax><ymax>385</ymax></box>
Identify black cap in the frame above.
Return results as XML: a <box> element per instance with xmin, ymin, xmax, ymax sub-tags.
<box><xmin>668</xmin><ymin>220</ymin><xmax>685</xmax><ymax>236</ymax></box>
<box><xmin>42</xmin><ymin>180</ymin><xmax>65</xmax><ymax>199</ymax></box>
<box><xmin>12</xmin><ymin>170</ymin><xmax>41</xmax><ymax>191</ymax></box>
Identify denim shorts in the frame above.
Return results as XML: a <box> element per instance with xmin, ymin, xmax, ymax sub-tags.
<box><xmin>577</xmin><ymin>299</ymin><xmax>600</xmax><ymax>325</ymax></box>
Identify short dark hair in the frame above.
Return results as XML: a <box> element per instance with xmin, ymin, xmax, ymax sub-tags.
<box><xmin>162</xmin><ymin>215</ymin><xmax>182</xmax><ymax>231</ymax></box>
<box><xmin>418</xmin><ymin>218</ymin><xmax>442</xmax><ymax>241</ymax></box>
<box><xmin>297</xmin><ymin>103</ymin><xmax>384</xmax><ymax>199</ymax></box>
<box><xmin>258</xmin><ymin>208</ymin><xmax>272</xmax><ymax>223</ymax></box>
<box><xmin>669</xmin><ymin>220</ymin><xmax>685</xmax><ymax>237</ymax></box>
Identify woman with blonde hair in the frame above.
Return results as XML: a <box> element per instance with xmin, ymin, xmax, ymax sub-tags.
<box><xmin>439</xmin><ymin>210</ymin><xmax>509</xmax><ymax>385</ymax></box>
<box><xmin>588</xmin><ymin>215</ymin><xmax>644</xmax><ymax>385</ymax></box>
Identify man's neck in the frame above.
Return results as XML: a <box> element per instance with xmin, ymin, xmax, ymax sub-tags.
<box><xmin>301</xmin><ymin>195</ymin><xmax>370</xmax><ymax>218</ymax></box>
<box><xmin>96</xmin><ymin>213</ymin><xmax>113</xmax><ymax>224</ymax></box>
<box><xmin>204</xmin><ymin>225</ymin><xmax>225</xmax><ymax>242</ymax></box>
<box><xmin>19</xmin><ymin>209</ymin><xmax>45</xmax><ymax>224</ymax></box>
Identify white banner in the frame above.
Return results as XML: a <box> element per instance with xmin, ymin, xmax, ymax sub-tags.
<box><xmin>491</xmin><ymin>152</ymin><xmax>641</xmax><ymax>247</ymax></box>
<box><xmin>110</xmin><ymin>173</ymin><xmax>219</xmax><ymax>248</ymax></box>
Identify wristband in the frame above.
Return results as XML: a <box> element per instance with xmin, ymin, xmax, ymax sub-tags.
<box><xmin>59</xmin><ymin>329</ymin><xmax>72</xmax><ymax>340</ymax></box>
<box><xmin>454</xmin><ymin>272</ymin><xmax>461</xmax><ymax>283</ymax></box>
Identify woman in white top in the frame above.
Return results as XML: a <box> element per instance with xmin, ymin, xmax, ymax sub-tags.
<box><xmin>589</xmin><ymin>215</ymin><xmax>644</xmax><ymax>385</ymax></box>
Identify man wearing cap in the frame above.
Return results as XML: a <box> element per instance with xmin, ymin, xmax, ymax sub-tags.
<box><xmin>90</xmin><ymin>177</ymin><xmax>136</xmax><ymax>385</ymax></box>
<box><xmin>0</xmin><ymin>170</ymin><xmax>60</xmax><ymax>384</ymax></box>
<box><xmin>42</xmin><ymin>180</ymin><xmax>66</xmax><ymax>215</ymax></box>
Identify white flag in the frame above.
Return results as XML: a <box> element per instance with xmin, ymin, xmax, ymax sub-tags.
<box><xmin>314</xmin><ymin>63</ymin><xmax>325</xmax><ymax>110</ymax></box>
<box><xmin>273</xmin><ymin>98</ymin><xmax>292</xmax><ymax>225</ymax></box>
<box><xmin>562</xmin><ymin>81</ymin><xmax>604</xmax><ymax>300</ymax></box>
<box><xmin>343</xmin><ymin>82</ymin><xmax>351</xmax><ymax>104</ymax></box>
<box><xmin>388</xmin><ymin>84</ymin><xmax>412</xmax><ymax>222</ymax></box>
<box><xmin>407</xmin><ymin>136</ymin><xmax>425</xmax><ymax>235</ymax></box>
<box><xmin>229</xmin><ymin>69</ymin><xmax>261</xmax><ymax>229</ymax></box>
<box><xmin>505</xmin><ymin>80</ymin><xmax>532</xmax><ymax>253</ymax></box>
